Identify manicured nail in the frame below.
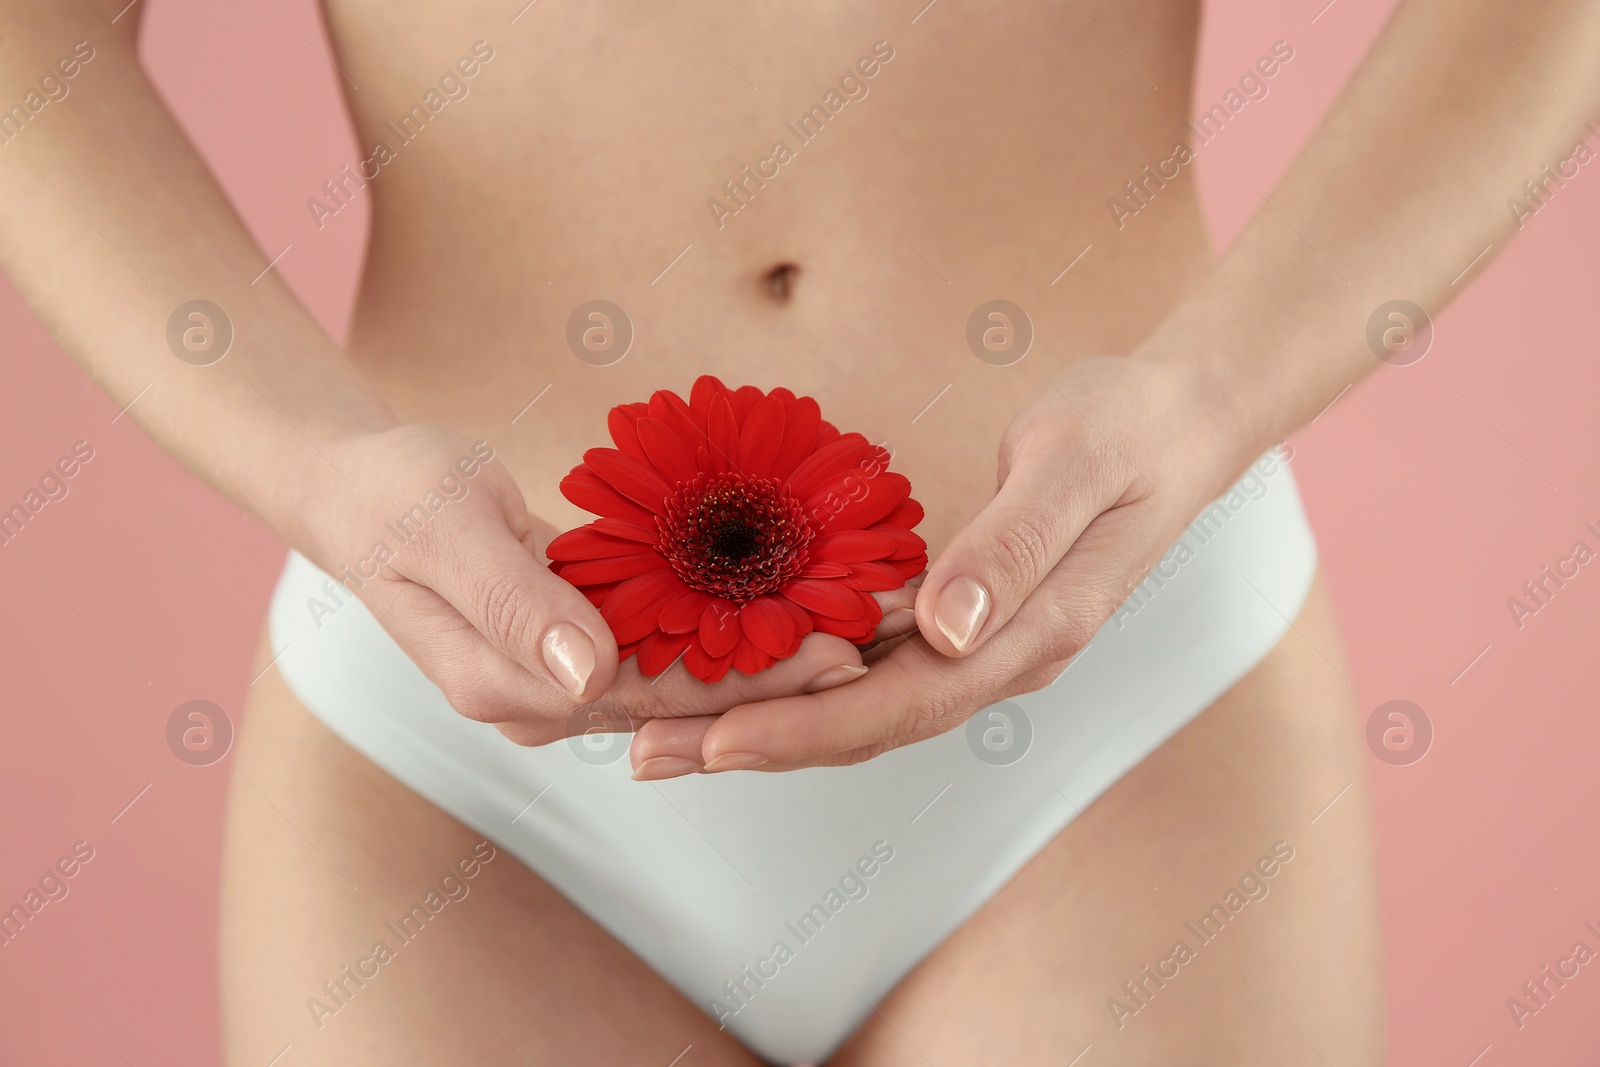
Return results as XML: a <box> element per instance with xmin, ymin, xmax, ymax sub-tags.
<box><xmin>542</xmin><ymin>622</ymin><xmax>595</xmax><ymax>698</ymax></box>
<box><xmin>702</xmin><ymin>752</ymin><xmax>770</xmax><ymax>773</ymax></box>
<box><xmin>632</xmin><ymin>756</ymin><xmax>701</xmax><ymax>781</ymax></box>
<box><xmin>876</xmin><ymin>608</ymin><xmax>917</xmax><ymax>641</ymax></box>
<box><xmin>933</xmin><ymin>575</ymin><xmax>990</xmax><ymax>653</ymax></box>
<box><xmin>805</xmin><ymin>663</ymin><xmax>868</xmax><ymax>693</ymax></box>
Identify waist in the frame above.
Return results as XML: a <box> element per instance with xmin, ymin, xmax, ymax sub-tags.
<box><xmin>341</xmin><ymin>180</ymin><xmax>1214</xmax><ymax>551</ymax></box>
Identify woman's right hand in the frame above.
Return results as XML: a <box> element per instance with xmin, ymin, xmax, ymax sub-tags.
<box><xmin>303</xmin><ymin>424</ymin><xmax>897</xmax><ymax>752</ymax></box>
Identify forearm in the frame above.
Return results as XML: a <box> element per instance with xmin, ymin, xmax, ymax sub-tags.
<box><xmin>1139</xmin><ymin>0</ymin><xmax>1600</xmax><ymax>470</ymax></box>
<box><xmin>0</xmin><ymin>6</ymin><xmax>396</xmax><ymax>552</ymax></box>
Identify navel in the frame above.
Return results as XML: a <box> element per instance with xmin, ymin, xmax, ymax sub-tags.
<box><xmin>762</xmin><ymin>262</ymin><xmax>800</xmax><ymax>304</ymax></box>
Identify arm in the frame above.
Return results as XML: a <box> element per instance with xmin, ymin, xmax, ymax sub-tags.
<box><xmin>0</xmin><ymin>3</ymin><xmax>396</xmax><ymax>550</ymax></box>
<box><xmin>1144</xmin><ymin>0</ymin><xmax>1600</xmax><ymax>463</ymax></box>
<box><xmin>638</xmin><ymin>0</ymin><xmax>1600</xmax><ymax>772</ymax></box>
<box><xmin>0</xmin><ymin>2</ymin><xmax>876</xmax><ymax>742</ymax></box>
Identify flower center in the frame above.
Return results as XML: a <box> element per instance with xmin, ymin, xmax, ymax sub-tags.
<box><xmin>657</xmin><ymin>471</ymin><xmax>813</xmax><ymax>603</ymax></box>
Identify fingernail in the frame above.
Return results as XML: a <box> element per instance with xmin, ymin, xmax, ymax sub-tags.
<box><xmin>542</xmin><ymin>622</ymin><xmax>595</xmax><ymax>698</ymax></box>
<box><xmin>876</xmin><ymin>608</ymin><xmax>917</xmax><ymax>640</ymax></box>
<box><xmin>933</xmin><ymin>575</ymin><xmax>990</xmax><ymax>653</ymax></box>
<box><xmin>632</xmin><ymin>756</ymin><xmax>701</xmax><ymax>781</ymax></box>
<box><xmin>805</xmin><ymin>663</ymin><xmax>868</xmax><ymax>693</ymax></box>
<box><xmin>702</xmin><ymin>752</ymin><xmax>769</xmax><ymax>773</ymax></box>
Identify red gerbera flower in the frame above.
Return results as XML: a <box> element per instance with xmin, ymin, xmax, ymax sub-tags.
<box><xmin>546</xmin><ymin>375</ymin><xmax>928</xmax><ymax>682</ymax></box>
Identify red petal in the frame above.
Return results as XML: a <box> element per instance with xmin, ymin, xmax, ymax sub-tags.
<box><xmin>783</xmin><ymin>578</ymin><xmax>866</xmax><ymax>619</ymax></box>
<box><xmin>618</xmin><ymin>641</ymin><xmax>641</xmax><ymax>660</ymax></box>
<box><xmin>737</xmin><ymin>392</ymin><xmax>786</xmax><ymax>478</ymax></box>
<box><xmin>601</xmin><ymin>569</ymin><xmax>684</xmax><ymax>642</ymax></box>
<box><xmin>649</xmin><ymin>390</ymin><xmax>707</xmax><ymax>452</ymax></box>
<box><xmin>584</xmin><ymin>448</ymin><xmax>673</xmax><ymax>514</ymax></box>
<box><xmin>815</xmin><ymin>420</ymin><xmax>842</xmax><ymax>448</ymax></box>
<box><xmin>689</xmin><ymin>375</ymin><xmax>728</xmax><ymax>430</ymax></box>
<box><xmin>799</xmin><ymin>561</ymin><xmax>851</xmax><ymax>578</ymax></box>
<box><xmin>561</xmin><ymin>468</ymin><xmax>656</xmax><ymax>525</ymax></box>
<box><xmin>731</xmin><ymin>384</ymin><xmax>765</xmax><ymax>422</ymax></box>
<box><xmin>774</xmin><ymin>595</ymin><xmax>814</xmax><ymax>638</ymax></box>
<box><xmin>732</xmin><ymin>635</ymin><xmax>772</xmax><ymax>675</ymax></box>
<box><xmin>637</xmin><ymin>630</ymin><xmax>694</xmax><ymax>676</ymax></box>
<box><xmin>812</xmin><ymin>613</ymin><xmax>876</xmax><ymax>642</ymax></box>
<box><xmin>547</xmin><ymin>527</ymin><xmax>653</xmax><ymax>561</ymax></box>
<box><xmin>608</xmin><ymin>406</ymin><xmax>651</xmax><ymax>465</ymax></box>
<box><xmin>699</xmin><ymin>598</ymin><xmax>741</xmax><ymax>657</ymax></box>
<box><xmin>577</xmin><ymin>581</ymin><xmax>619</xmax><ymax>607</ymax></box>
<box><xmin>885</xmin><ymin>497</ymin><xmax>925</xmax><ymax>529</ymax></box>
<box><xmin>890</xmin><ymin>556</ymin><xmax>928</xmax><ymax>579</ymax></box>
<box><xmin>847</xmin><ymin>561</ymin><xmax>908</xmax><ymax>591</ymax></box>
<box><xmin>636</xmin><ymin>416</ymin><xmax>699</xmax><ymax>485</ymax></box>
<box><xmin>787</xmin><ymin>434</ymin><xmax>877</xmax><ymax>501</ymax></box>
<box><xmin>592</xmin><ymin>517</ymin><xmax>659</xmax><ymax>543</ymax></box>
<box><xmin>659</xmin><ymin>589</ymin><xmax>714</xmax><ymax>634</ymax></box>
<box><xmin>739</xmin><ymin>597</ymin><xmax>796</xmax><ymax>657</ymax></box>
<box><xmin>774</xmin><ymin>598</ymin><xmax>812</xmax><ymax>630</ymax></box>
<box><xmin>811</xmin><ymin>530</ymin><xmax>895</xmax><ymax>562</ymax></box>
<box><xmin>808</xmin><ymin>472</ymin><xmax>911</xmax><ymax>532</ymax></box>
<box><xmin>771</xmin><ymin>394</ymin><xmax>822</xmax><ymax>481</ymax></box>
<box><xmin>558</xmin><ymin>553</ymin><xmax>668</xmax><ymax>585</ymax></box>
<box><xmin>706</xmin><ymin>393</ymin><xmax>738</xmax><ymax>472</ymax></box>
<box><xmin>873</xmin><ymin>525</ymin><xmax>927</xmax><ymax>559</ymax></box>
<box><xmin>684</xmin><ymin>642</ymin><xmax>734</xmax><ymax>683</ymax></box>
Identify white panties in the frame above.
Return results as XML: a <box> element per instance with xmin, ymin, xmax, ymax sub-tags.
<box><xmin>267</xmin><ymin>449</ymin><xmax>1316</xmax><ymax>1065</ymax></box>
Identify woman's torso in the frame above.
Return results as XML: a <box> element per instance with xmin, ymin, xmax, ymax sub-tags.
<box><xmin>323</xmin><ymin>0</ymin><xmax>1211</xmax><ymax>551</ymax></box>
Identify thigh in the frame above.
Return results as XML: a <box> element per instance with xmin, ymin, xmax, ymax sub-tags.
<box><xmin>219</xmin><ymin>632</ymin><xmax>763</xmax><ymax>1067</ymax></box>
<box><xmin>829</xmin><ymin>569</ymin><xmax>1386</xmax><ymax>1067</ymax></box>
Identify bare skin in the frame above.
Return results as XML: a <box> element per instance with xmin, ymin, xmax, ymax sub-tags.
<box><xmin>224</xmin><ymin>573</ymin><xmax>1381</xmax><ymax>1065</ymax></box>
<box><xmin>2</xmin><ymin>0</ymin><xmax>1597</xmax><ymax>1063</ymax></box>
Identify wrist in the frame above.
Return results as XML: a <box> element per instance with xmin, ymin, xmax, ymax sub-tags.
<box><xmin>274</xmin><ymin>411</ymin><xmax>403</xmax><ymax>573</ymax></box>
<box><xmin>1132</xmin><ymin>342</ymin><xmax>1277</xmax><ymax>489</ymax></box>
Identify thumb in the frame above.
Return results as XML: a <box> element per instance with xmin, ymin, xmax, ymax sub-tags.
<box><xmin>420</xmin><ymin>509</ymin><xmax>621</xmax><ymax>702</ymax></box>
<box><xmin>915</xmin><ymin>444</ymin><xmax>1124</xmax><ymax>658</ymax></box>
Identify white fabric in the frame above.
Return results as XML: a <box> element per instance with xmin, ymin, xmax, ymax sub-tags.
<box><xmin>267</xmin><ymin>452</ymin><xmax>1316</xmax><ymax>1065</ymax></box>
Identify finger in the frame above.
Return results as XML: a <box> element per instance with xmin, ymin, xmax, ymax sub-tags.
<box><xmin>698</xmin><ymin>636</ymin><xmax>1016</xmax><ymax>771</ymax></box>
<box><xmin>635</xmin><ymin>630</ymin><xmax>866</xmax><ymax>712</ymax></box>
<box><xmin>407</xmin><ymin>508</ymin><xmax>621</xmax><ymax>703</ymax></box>
<box><xmin>630</xmin><ymin>715</ymin><xmax>717</xmax><ymax>780</ymax></box>
<box><xmin>367</xmin><ymin>575</ymin><xmax>591</xmax><ymax>734</ymax></box>
<box><xmin>700</xmin><ymin>496</ymin><xmax>1175</xmax><ymax>770</ymax></box>
<box><xmin>868</xmin><ymin>583</ymin><xmax>918</xmax><ymax>645</ymax></box>
<box><xmin>627</xmin><ymin>630</ymin><xmax>881</xmax><ymax>774</ymax></box>
<box><xmin>861</xmin><ymin>629</ymin><xmax>910</xmax><ymax>665</ymax></box>
<box><xmin>915</xmin><ymin>438</ymin><xmax>1126</xmax><ymax>658</ymax></box>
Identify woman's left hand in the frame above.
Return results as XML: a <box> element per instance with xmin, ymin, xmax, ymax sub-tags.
<box><xmin>630</xmin><ymin>354</ymin><xmax>1257</xmax><ymax>775</ymax></box>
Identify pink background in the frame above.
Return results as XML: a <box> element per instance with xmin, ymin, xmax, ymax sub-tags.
<box><xmin>3</xmin><ymin>0</ymin><xmax>1597</xmax><ymax>1063</ymax></box>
